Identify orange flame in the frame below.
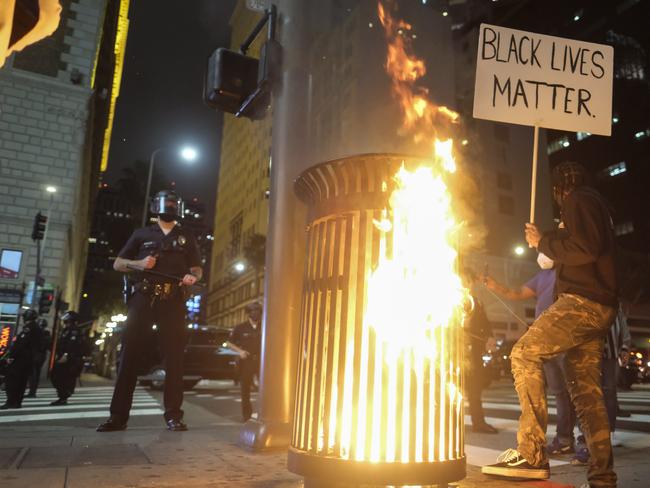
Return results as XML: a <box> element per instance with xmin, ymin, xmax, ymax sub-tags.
<box><xmin>378</xmin><ymin>0</ymin><xmax>459</xmax><ymax>147</ymax></box>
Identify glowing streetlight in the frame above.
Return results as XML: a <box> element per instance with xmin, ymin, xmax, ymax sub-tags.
<box><xmin>514</xmin><ymin>246</ymin><xmax>525</xmax><ymax>256</ymax></box>
<box><xmin>45</xmin><ymin>186</ymin><xmax>57</xmax><ymax>193</ymax></box>
<box><xmin>234</xmin><ymin>261</ymin><xmax>246</xmax><ymax>273</ymax></box>
<box><xmin>180</xmin><ymin>146</ymin><xmax>198</xmax><ymax>162</ymax></box>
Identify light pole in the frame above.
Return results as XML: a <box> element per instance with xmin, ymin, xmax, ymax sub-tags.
<box><xmin>141</xmin><ymin>146</ymin><xmax>198</xmax><ymax>227</ymax></box>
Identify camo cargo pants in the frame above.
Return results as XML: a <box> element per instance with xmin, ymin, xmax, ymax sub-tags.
<box><xmin>510</xmin><ymin>293</ymin><xmax>617</xmax><ymax>488</ymax></box>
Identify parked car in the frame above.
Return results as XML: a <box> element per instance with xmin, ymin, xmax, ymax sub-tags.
<box><xmin>95</xmin><ymin>326</ymin><xmax>239</xmax><ymax>390</ymax></box>
<box><xmin>138</xmin><ymin>326</ymin><xmax>239</xmax><ymax>390</ymax></box>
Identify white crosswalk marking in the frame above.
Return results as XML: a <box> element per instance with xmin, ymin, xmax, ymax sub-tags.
<box><xmin>0</xmin><ymin>386</ymin><xmax>163</xmax><ymax>423</ymax></box>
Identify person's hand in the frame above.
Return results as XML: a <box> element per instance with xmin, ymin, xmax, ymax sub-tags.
<box><xmin>619</xmin><ymin>350</ymin><xmax>629</xmax><ymax>365</ymax></box>
<box><xmin>138</xmin><ymin>255</ymin><xmax>157</xmax><ymax>269</ymax></box>
<box><xmin>483</xmin><ymin>275</ymin><xmax>497</xmax><ymax>290</ymax></box>
<box><xmin>239</xmin><ymin>350</ymin><xmax>250</xmax><ymax>360</ymax></box>
<box><xmin>180</xmin><ymin>274</ymin><xmax>198</xmax><ymax>286</ymax></box>
<box><xmin>58</xmin><ymin>354</ymin><xmax>68</xmax><ymax>364</ymax></box>
<box><xmin>525</xmin><ymin>223</ymin><xmax>542</xmax><ymax>248</ymax></box>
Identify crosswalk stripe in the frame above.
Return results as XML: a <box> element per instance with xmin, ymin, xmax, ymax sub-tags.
<box><xmin>0</xmin><ymin>408</ymin><xmax>164</xmax><ymax>423</ymax></box>
<box><xmin>0</xmin><ymin>402</ymin><xmax>159</xmax><ymax>414</ymax></box>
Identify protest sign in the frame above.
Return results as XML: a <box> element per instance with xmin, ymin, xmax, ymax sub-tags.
<box><xmin>473</xmin><ymin>23</ymin><xmax>613</xmax><ymax>136</ymax></box>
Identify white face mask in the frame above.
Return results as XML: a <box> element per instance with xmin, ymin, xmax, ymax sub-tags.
<box><xmin>537</xmin><ymin>252</ymin><xmax>554</xmax><ymax>270</ymax></box>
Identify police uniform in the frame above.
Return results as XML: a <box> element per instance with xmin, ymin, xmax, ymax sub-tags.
<box><xmin>108</xmin><ymin>222</ymin><xmax>200</xmax><ymax>427</ymax></box>
<box><xmin>27</xmin><ymin>319</ymin><xmax>51</xmax><ymax>397</ymax></box>
<box><xmin>50</xmin><ymin>319</ymin><xmax>85</xmax><ymax>404</ymax></box>
<box><xmin>2</xmin><ymin>310</ymin><xmax>40</xmax><ymax>409</ymax></box>
<box><xmin>230</xmin><ymin>318</ymin><xmax>261</xmax><ymax>421</ymax></box>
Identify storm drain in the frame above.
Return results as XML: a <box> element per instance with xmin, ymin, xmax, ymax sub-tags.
<box><xmin>0</xmin><ymin>448</ymin><xmax>22</xmax><ymax>469</ymax></box>
<box><xmin>19</xmin><ymin>444</ymin><xmax>150</xmax><ymax>468</ymax></box>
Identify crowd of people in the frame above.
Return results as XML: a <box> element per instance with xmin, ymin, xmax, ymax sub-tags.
<box><xmin>1</xmin><ymin>309</ymin><xmax>87</xmax><ymax>409</ymax></box>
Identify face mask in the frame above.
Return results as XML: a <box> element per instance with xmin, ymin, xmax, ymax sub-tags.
<box><xmin>537</xmin><ymin>252</ymin><xmax>554</xmax><ymax>270</ymax></box>
<box><xmin>159</xmin><ymin>214</ymin><xmax>176</xmax><ymax>223</ymax></box>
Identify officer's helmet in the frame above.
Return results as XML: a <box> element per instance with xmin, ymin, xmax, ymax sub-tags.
<box><xmin>36</xmin><ymin>318</ymin><xmax>48</xmax><ymax>329</ymax></box>
<box><xmin>22</xmin><ymin>308</ymin><xmax>38</xmax><ymax>323</ymax></box>
<box><xmin>150</xmin><ymin>190</ymin><xmax>184</xmax><ymax>221</ymax></box>
<box><xmin>61</xmin><ymin>310</ymin><xmax>80</xmax><ymax>327</ymax></box>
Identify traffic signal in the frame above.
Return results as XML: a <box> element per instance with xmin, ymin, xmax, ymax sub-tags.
<box><xmin>31</xmin><ymin>212</ymin><xmax>48</xmax><ymax>241</ymax></box>
<box><xmin>38</xmin><ymin>290</ymin><xmax>54</xmax><ymax>315</ymax></box>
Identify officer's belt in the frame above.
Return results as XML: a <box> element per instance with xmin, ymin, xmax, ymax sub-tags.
<box><xmin>133</xmin><ymin>279</ymin><xmax>179</xmax><ymax>300</ymax></box>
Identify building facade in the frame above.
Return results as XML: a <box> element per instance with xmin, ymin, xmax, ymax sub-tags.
<box><xmin>0</xmin><ymin>0</ymin><xmax>129</xmax><ymax>335</ymax></box>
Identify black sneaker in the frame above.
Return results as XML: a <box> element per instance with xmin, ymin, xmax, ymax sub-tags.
<box><xmin>482</xmin><ymin>448</ymin><xmax>550</xmax><ymax>479</ymax></box>
<box><xmin>49</xmin><ymin>398</ymin><xmax>68</xmax><ymax>406</ymax></box>
<box><xmin>97</xmin><ymin>417</ymin><xmax>128</xmax><ymax>432</ymax></box>
<box><xmin>547</xmin><ymin>436</ymin><xmax>575</xmax><ymax>455</ymax></box>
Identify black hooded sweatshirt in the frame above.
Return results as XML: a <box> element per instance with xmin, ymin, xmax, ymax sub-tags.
<box><xmin>537</xmin><ymin>187</ymin><xmax>617</xmax><ymax>307</ymax></box>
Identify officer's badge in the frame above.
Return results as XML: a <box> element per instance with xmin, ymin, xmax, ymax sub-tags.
<box><xmin>178</xmin><ymin>235</ymin><xmax>187</xmax><ymax>246</ymax></box>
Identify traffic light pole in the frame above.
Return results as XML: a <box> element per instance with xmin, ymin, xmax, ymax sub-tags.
<box><xmin>31</xmin><ymin>238</ymin><xmax>41</xmax><ymax>306</ymax></box>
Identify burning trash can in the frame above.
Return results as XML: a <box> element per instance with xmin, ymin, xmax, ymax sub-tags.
<box><xmin>288</xmin><ymin>152</ymin><xmax>467</xmax><ymax>486</ymax></box>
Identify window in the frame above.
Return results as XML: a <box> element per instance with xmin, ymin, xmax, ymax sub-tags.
<box><xmin>498</xmin><ymin>195</ymin><xmax>515</xmax><ymax>216</ymax></box>
<box><xmin>0</xmin><ymin>249</ymin><xmax>23</xmax><ymax>279</ymax></box>
<box><xmin>615</xmin><ymin>221</ymin><xmax>634</xmax><ymax>236</ymax></box>
<box><xmin>602</xmin><ymin>162</ymin><xmax>627</xmax><ymax>177</ymax></box>
<box><xmin>229</xmin><ymin>214</ymin><xmax>243</xmax><ymax>259</ymax></box>
<box><xmin>525</xmin><ymin>308</ymin><xmax>536</xmax><ymax>319</ymax></box>
<box><xmin>547</xmin><ymin>136</ymin><xmax>570</xmax><ymax>155</ymax></box>
<box><xmin>576</xmin><ymin>131</ymin><xmax>591</xmax><ymax>141</ymax></box>
<box><xmin>497</xmin><ymin>172</ymin><xmax>512</xmax><ymax>190</ymax></box>
<box><xmin>634</xmin><ymin>129</ymin><xmax>650</xmax><ymax>141</ymax></box>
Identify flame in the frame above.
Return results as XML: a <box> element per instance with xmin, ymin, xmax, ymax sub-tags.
<box><xmin>340</xmin><ymin>1</ymin><xmax>466</xmax><ymax>463</ymax></box>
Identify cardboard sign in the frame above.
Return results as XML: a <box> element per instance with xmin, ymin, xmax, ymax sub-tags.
<box><xmin>473</xmin><ymin>24</ymin><xmax>614</xmax><ymax>136</ymax></box>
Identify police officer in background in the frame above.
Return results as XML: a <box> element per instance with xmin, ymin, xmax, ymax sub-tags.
<box><xmin>97</xmin><ymin>190</ymin><xmax>202</xmax><ymax>432</ymax></box>
<box><xmin>26</xmin><ymin>318</ymin><xmax>51</xmax><ymax>398</ymax></box>
<box><xmin>50</xmin><ymin>311</ymin><xmax>85</xmax><ymax>406</ymax></box>
<box><xmin>1</xmin><ymin>309</ymin><xmax>40</xmax><ymax>409</ymax></box>
<box><xmin>227</xmin><ymin>302</ymin><xmax>262</xmax><ymax>422</ymax></box>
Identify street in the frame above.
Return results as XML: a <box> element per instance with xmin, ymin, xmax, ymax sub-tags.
<box><xmin>1</xmin><ymin>376</ymin><xmax>648</xmax><ymax>487</ymax></box>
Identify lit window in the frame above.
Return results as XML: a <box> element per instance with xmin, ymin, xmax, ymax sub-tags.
<box><xmin>576</xmin><ymin>131</ymin><xmax>591</xmax><ymax>141</ymax></box>
<box><xmin>547</xmin><ymin>136</ymin><xmax>571</xmax><ymax>155</ymax></box>
<box><xmin>634</xmin><ymin>129</ymin><xmax>650</xmax><ymax>140</ymax></box>
<box><xmin>612</xmin><ymin>116</ymin><xmax>619</xmax><ymax>124</ymax></box>
<box><xmin>604</xmin><ymin>162</ymin><xmax>627</xmax><ymax>177</ymax></box>
<box><xmin>615</xmin><ymin>221</ymin><xmax>634</xmax><ymax>236</ymax></box>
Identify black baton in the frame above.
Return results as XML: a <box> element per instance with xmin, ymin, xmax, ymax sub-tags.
<box><xmin>126</xmin><ymin>264</ymin><xmax>205</xmax><ymax>287</ymax></box>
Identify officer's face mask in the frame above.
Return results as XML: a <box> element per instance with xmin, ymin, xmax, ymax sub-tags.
<box><xmin>537</xmin><ymin>252</ymin><xmax>554</xmax><ymax>270</ymax></box>
<box><xmin>159</xmin><ymin>213</ymin><xmax>176</xmax><ymax>223</ymax></box>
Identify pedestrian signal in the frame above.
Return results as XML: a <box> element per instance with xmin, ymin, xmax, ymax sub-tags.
<box><xmin>31</xmin><ymin>212</ymin><xmax>48</xmax><ymax>241</ymax></box>
<box><xmin>38</xmin><ymin>290</ymin><xmax>54</xmax><ymax>315</ymax></box>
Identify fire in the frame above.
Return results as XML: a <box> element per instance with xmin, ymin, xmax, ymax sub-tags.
<box><xmin>340</xmin><ymin>1</ymin><xmax>466</xmax><ymax>464</ymax></box>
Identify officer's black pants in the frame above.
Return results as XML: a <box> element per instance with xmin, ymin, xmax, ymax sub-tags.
<box><xmin>110</xmin><ymin>292</ymin><xmax>186</xmax><ymax>422</ymax></box>
<box><xmin>239</xmin><ymin>358</ymin><xmax>258</xmax><ymax>421</ymax></box>
<box><xmin>466</xmin><ymin>357</ymin><xmax>488</xmax><ymax>426</ymax></box>
<box><xmin>28</xmin><ymin>356</ymin><xmax>46</xmax><ymax>396</ymax></box>
<box><xmin>51</xmin><ymin>362</ymin><xmax>79</xmax><ymax>400</ymax></box>
<box><xmin>4</xmin><ymin>358</ymin><xmax>31</xmax><ymax>406</ymax></box>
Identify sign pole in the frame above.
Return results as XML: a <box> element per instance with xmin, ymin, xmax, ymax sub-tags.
<box><xmin>529</xmin><ymin>124</ymin><xmax>539</xmax><ymax>224</ymax></box>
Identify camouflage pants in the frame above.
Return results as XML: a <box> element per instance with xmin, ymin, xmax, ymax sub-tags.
<box><xmin>511</xmin><ymin>293</ymin><xmax>616</xmax><ymax>488</ymax></box>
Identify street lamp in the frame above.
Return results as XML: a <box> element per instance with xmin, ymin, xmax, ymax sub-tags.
<box><xmin>514</xmin><ymin>245</ymin><xmax>525</xmax><ymax>256</ymax></box>
<box><xmin>45</xmin><ymin>185</ymin><xmax>57</xmax><ymax>193</ymax></box>
<box><xmin>141</xmin><ymin>145</ymin><xmax>198</xmax><ymax>226</ymax></box>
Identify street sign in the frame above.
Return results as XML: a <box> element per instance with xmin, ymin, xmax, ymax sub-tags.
<box><xmin>473</xmin><ymin>23</ymin><xmax>614</xmax><ymax>136</ymax></box>
<box><xmin>246</xmin><ymin>0</ymin><xmax>269</xmax><ymax>12</ymax></box>
<box><xmin>0</xmin><ymin>288</ymin><xmax>22</xmax><ymax>303</ymax></box>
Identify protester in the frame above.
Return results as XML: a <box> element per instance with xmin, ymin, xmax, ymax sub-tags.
<box><xmin>227</xmin><ymin>302</ymin><xmax>262</xmax><ymax>422</ymax></box>
<box><xmin>482</xmin><ymin>161</ymin><xmax>617</xmax><ymax>488</ymax></box>
<box><xmin>461</xmin><ymin>271</ymin><xmax>498</xmax><ymax>434</ymax></box>
<box><xmin>484</xmin><ymin>251</ymin><xmax>577</xmax><ymax>455</ymax></box>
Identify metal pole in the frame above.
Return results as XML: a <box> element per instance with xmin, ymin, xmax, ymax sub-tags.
<box><xmin>141</xmin><ymin>148</ymin><xmax>161</xmax><ymax>227</ymax></box>
<box><xmin>529</xmin><ymin>125</ymin><xmax>539</xmax><ymax>224</ymax></box>
<box><xmin>31</xmin><ymin>239</ymin><xmax>41</xmax><ymax>306</ymax></box>
<box><xmin>239</xmin><ymin>0</ymin><xmax>310</xmax><ymax>450</ymax></box>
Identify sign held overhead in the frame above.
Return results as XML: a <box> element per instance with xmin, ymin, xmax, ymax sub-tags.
<box><xmin>473</xmin><ymin>23</ymin><xmax>614</xmax><ymax>136</ymax></box>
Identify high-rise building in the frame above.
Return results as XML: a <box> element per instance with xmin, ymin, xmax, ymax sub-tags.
<box><xmin>0</xmin><ymin>0</ymin><xmax>130</xmax><ymax>334</ymax></box>
<box><xmin>208</xmin><ymin>0</ymin><xmax>553</xmax><ymax>340</ymax></box>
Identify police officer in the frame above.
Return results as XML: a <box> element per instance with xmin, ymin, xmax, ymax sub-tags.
<box><xmin>50</xmin><ymin>311</ymin><xmax>85</xmax><ymax>406</ymax></box>
<box><xmin>1</xmin><ymin>309</ymin><xmax>39</xmax><ymax>409</ymax></box>
<box><xmin>226</xmin><ymin>302</ymin><xmax>262</xmax><ymax>422</ymax></box>
<box><xmin>97</xmin><ymin>190</ymin><xmax>202</xmax><ymax>432</ymax></box>
<box><xmin>26</xmin><ymin>318</ymin><xmax>51</xmax><ymax>398</ymax></box>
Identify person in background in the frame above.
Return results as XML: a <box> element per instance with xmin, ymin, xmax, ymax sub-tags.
<box><xmin>227</xmin><ymin>302</ymin><xmax>262</xmax><ymax>422</ymax></box>
<box><xmin>462</xmin><ymin>270</ymin><xmax>498</xmax><ymax>434</ymax></box>
<box><xmin>26</xmin><ymin>317</ymin><xmax>51</xmax><ymax>398</ymax></box>
<box><xmin>484</xmin><ymin>251</ymin><xmax>577</xmax><ymax>455</ymax></box>
<box><xmin>1</xmin><ymin>309</ymin><xmax>39</xmax><ymax>409</ymax></box>
<box><xmin>50</xmin><ymin>311</ymin><xmax>85</xmax><ymax>406</ymax></box>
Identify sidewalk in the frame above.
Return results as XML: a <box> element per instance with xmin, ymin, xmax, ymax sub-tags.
<box><xmin>1</xmin><ymin>378</ymin><xmax>648</xmax><ymax>487</ymax></box>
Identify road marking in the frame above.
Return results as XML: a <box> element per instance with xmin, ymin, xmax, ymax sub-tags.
<box><xmin>0</xmin><ymin>408</ymin><xmax>164</xmax><ymax>423</ymax></box>
<box><xmin>0</xmin><ymin>402</ymin><xmax>159</xmax><ymax>414</ymax></box>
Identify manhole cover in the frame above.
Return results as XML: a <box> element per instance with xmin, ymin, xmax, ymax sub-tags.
<box><xmin>0</xmin><ymin>448</ymin><xmax>21</xmax><ymax>469</ymax></box>
<box><xmin>20</xmin><ymin>444</ymin><xmax>149</xmax><ymax>468</ymax></box>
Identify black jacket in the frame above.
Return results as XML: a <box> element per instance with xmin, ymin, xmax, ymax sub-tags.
<box><xmin>538</xmin><ymin>187</ymin><xmax>617</xmax><ymax>307</ymax></box>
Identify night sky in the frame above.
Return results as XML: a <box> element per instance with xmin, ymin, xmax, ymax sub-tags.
<box><xmin>105</xmin><ymin>0</ymin><xmax>238</xmax><ymax>222</ymax></box>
